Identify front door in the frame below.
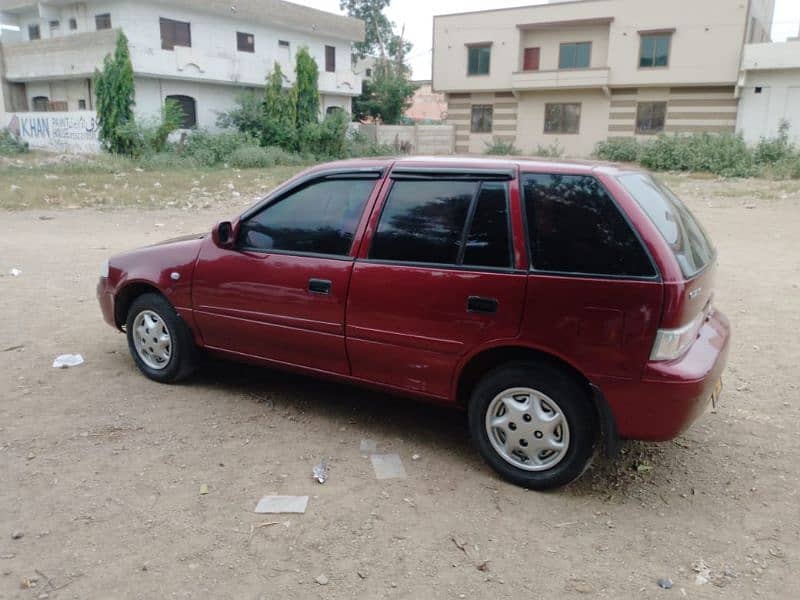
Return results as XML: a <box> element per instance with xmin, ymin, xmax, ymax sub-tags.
<box><xmin>346</xmin><ymin>172</ymin><xmax>527</xmax><ymax>399</ymax></box>
<box><xmin>192</xmin><ymin>174</ymin><xmax>379</xmax><ymax>375</ymax></box>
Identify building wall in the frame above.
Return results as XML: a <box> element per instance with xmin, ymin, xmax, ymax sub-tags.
<box><xmin>519</xmin><ymin>22</ymin><xmax>610</xmax><ymax>73</ymax></box>
<box><xmin>447</xmin><ymin>91</ymin><xmax>518</xmax><ymax>154</ymax></box>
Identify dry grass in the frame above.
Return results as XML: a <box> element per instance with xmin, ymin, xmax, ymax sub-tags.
<box><xmin>0</xmin><ymin>152</ymin><xmax>305</xmax><ymax>211</ymax></box>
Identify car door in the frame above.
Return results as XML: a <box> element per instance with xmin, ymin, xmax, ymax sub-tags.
<box><xmin>191</xmin><ymin>171</ymin><xmax>382</xmax><ymax>375</ymax></box>
<box><xmin>345</xmin><ymin>168</ymin><xmax>528</xmax><ymax>400</ymax></box>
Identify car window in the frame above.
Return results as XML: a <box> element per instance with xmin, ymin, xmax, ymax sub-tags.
<box><xmin>618</xmin><ymin>173</ymin><xmax>714</xmax><ymax>278</ymax></box>
<box><xmin>522</xmin><ymin>173</ymin><xmax>655</xmax><ymax>277</ymax></box>
<box><xmin>370</xmin><ymin>180</ymin><xmax>476</xmax><ymax>265</ymax></box>
<box><xmin>463</xmin><ymin>182</ymin><xmax>512</xmax><ymax>268</ymax></box>
<box><xmin>238</xmin><ymin>178</ymin><xmax>375</xmax><ymax>256</ymax></box>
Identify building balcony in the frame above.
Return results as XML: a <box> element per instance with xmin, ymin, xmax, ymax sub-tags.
<box><xmin>511</xmin><ymin>67</ymin><xmax>610</xmax><ymax>91</ymax></box>
<box><xmin>319</xmin><ymin>70</ymin><xmax>363</xmax><ymax>97</ymax></box>
<box><xmin>2</xmin><ymin>29</ymin><xmax>117</xmax><ymax>81</ymax></box>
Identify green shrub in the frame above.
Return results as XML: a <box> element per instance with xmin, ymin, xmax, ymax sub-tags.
<box><xmin>484</xmin><ymin>139</ymin><xmax>521</xmax><ymax>156</ymax></box>
<box><xmin>229</xmin><ymin>145</ymin><xmax>276</xmax><ymax>169</ymax></box>
<box><xmin>594</xmin><ymin>138</ymin><xmax>640</xmax><ymax>162</ymax></box>
<box><xmin>138</xmin><ymin>152</ymin><xmax>200</xmax><ymax>170</ymax></box>
<box><xmin>754</xmin><ymin>119</ymin><xmax>795</xmax><ymax>165</ymax></box>
<box><xmin>298</xmin><ymin>110</ymin><xmax>349</xmax><ymax>159</ymax></box>
<box><xmin>0</xmin><ymin>130</ymin><xmax>29</xmax><ymax>155</ymax></box>
<box><xmin>181</xmin><ymin>130</ymin><xmax>258</xmax><ymax>166</ymax></box>
<box><xmin>261</xmin><ymin>145</ymin><xmax>308</xmax><ymax>166</ymax></box>
<box><xmin>764</xmin><ymin>155</ymin><xmax>800</xmax><ymax>180</ymax></box>
<box><xmin>638</xmin><ymin>133</ymin><xmax>755</xmax><ymax>178</ymax></box>
<box><xmin>346</xmin><ymin>130</ymin><xmax>395</xmax><ymax>157</ymax></box>
<box><xmin>534</xmin><ymin>141</ymin><xmax>565</xmax><ymax>158</ymax></box>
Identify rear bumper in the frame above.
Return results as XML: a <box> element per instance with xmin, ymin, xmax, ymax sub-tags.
<box><xmin>598</xmin><ymin>309</ymin><xmax>730</xmax><ymax>441</ymax></box>
<box><xmin>96</xmin><ymin>277</ymin><xmax>116</xmax><ymax>328</ymax></box>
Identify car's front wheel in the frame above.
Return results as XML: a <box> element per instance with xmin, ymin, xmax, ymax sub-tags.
<box><xmin>468</xmin><ymin>362</ymin><xmax>597</xmax><ymax>490</ymax></box>
<box><xmin>126</xmin><ymin>293</ymin><xmax>197</xmax><ymax>383</ymax></box>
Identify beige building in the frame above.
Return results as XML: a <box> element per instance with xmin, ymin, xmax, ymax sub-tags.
<box><xmin>433</xmin><ymin>0</ymin><xmax>775</xmax><ymax>156</ymax></box>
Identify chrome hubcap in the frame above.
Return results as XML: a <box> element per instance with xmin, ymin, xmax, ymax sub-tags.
<box><xmin>485</xmin><ymin>387</ymin><xmax>570</xmax><ymax>471</ymax></box>
<box><xmin>132</xmin><ymin>310</ymin><xmax>172</xmax><ymax>370</ymax></box>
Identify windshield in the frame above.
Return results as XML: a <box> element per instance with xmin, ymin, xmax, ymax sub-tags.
<box><xmin>618</xmin><ymin>173</ymin><xmax>715</xmax><ymax>278</ymax></box>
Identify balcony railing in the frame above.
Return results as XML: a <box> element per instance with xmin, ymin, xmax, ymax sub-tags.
<box><xmin>511</xmin><ymin>67</ymin><xmax>610</xmax><ymax>91</ymax></box>
<box><xmin>2</xmin><ymin>29</ymin><xmax>117</xmax><ymax>81</ymax></box>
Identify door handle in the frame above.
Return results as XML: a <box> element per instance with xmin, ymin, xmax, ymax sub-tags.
<box><xmin>308</xmin><ymin>278</ymin><xmax>332</xmax><ymax>295</ymax></box>
<box><xmin>467</xmin><ymin>296</ymin><xmax>498</xmax><ymax>314</ymax></box>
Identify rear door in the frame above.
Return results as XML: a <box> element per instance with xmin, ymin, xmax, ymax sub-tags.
<box><xmin>345</xmin><ymin>168</ymin><xmax>528</xmax><ymax>400</ymax></box>
<box><xmin>191</xmin><ymin>171</ymin><xmax>381</xmax><ymax>374</ymax></box>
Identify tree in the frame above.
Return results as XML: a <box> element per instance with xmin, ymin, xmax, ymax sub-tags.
<box><xmin>263</xmin><ymin>62</ymin><xmax>297</xmax><ymax>148</ymax></box>
<box><xmin>295</xmin><ymin>47</ymin><xmax>320</xmax><ymax>128</ymax></box>
<box><xmin>340</xmin><ymin>0</ymin><xmax>393</xmax><ymax>60</ymax></box>
<box><xmin>352</xmin><ymin>60</ymin><xmax>416</xmax><ymax>124</ymax></box>
<box><xmin>94</xmin><ymin>31</ymin><xmax>136</xmax><ymax>155</ymax></box>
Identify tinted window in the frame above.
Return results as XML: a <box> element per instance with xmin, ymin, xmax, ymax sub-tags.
<box><xmin>95</xmin><ymin>13</ymin><xmax>111</xmax><ymax>30</ymax></box>
<box><xmin>468</xmin><ymin>45</ymin><xmax>491</xmax><ymax>75</ymax></box>
<box><xmin>636</xmin><ymin>102</ymin><xmax>667</xmax><ymax>134</ymax></box>
<box><xmin>237</xmin><ymin>32</ymin><xmax>255</xmax><ymax>53</ymax></box>
<box><xmin>371</xmin><ymin>180</ymin><xmax>476</xmax><ymax>265</ymax></box>
<box><xmin>160</xmin><ymin>17</ymin><xmax>191</xmax><ymax>50</ymax></box>
<box><xmin>559</xmin><ymin>42</ymin><xmax>591</xmax><ymax>69</ymax></box>
<box><xmin>640</xmin><ymin>34</ymin><xmax>671</xmax><ymax>68</ymax></box>
<box><xmin>618</xmin><ymin>173</ymin><xmax>714</xmax><ymax>278</ymax></box>
<box><xmin>325</xmin><ymin>45</ymin><xmax>336</xmax><ymax>72</ymax></box>
<box><xmin>239</xmin><ymin>179</ymin><xmax>375</xmax><ymax>256</ymax></box>
<box><xmin>471</xmin><ymin>105</ymin><xmax>493</xmax><ymax>133</ymax></box>
<box><xmin>523</xmin><ymin>174</ymin><xmax>654</xmax><ymax>277</ymax></box>
<box><xmin>464</xmin><ymin>183</ymin><xmax>511</xmax><ymax>268</ymax></box>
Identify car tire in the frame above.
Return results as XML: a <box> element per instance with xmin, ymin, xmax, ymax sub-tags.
<box><xmin>125</xmin><ymin>292</ymin><xmax>197</xmax><ymax>383</ymax></box>
<box><xmin>468</xmin><ymin>361</ymin><xmax>597</xmax><ymax>490</ymax></box>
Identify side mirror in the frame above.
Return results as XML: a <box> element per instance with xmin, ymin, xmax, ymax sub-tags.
<box><xmin>212</xmin><ymin>221</ymin><xmax>235</xmax><ymax>248</ymax></box>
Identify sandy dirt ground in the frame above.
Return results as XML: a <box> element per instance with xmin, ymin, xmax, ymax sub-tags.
<box><xmin>1</xmin><ymin>176</ymin><xmax>799</xmax><ymax>599</ymax></box>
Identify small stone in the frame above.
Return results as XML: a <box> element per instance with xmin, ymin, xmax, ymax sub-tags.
<box><xmin>412</xmin><ymin>454</ymin><xmax>421</xmax><ymax>461</ymax></box>
<box><xmin>315</xmin><ymin>574</ymin><xmax>329</xmax><ymax>585</ymax></box>
<box><xmin>694</xmin><ymin>574</ymin><xmax>708</xmax><ymax>585</ymax></box>
<box><xmin>11</xmin><ymin>531</ymin><xmax>23</xmax><ymax>540</ymax></box>
<box><xmin>38</xmin><ymin>593</ymin><xmax>49</xmax><ymax>599</ymax></box>
<box><xmin>658</xmin><ymin>577</ymin><xmax>673</xmax><ymax>589</ymax></box>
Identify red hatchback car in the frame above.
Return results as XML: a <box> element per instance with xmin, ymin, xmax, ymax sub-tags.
<box><xmin>98</xmin><ymin>157</ymin><xmax>729</xmax><ymax>489</ymax></box>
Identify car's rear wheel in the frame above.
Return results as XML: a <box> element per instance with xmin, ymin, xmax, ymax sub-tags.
<box><xmin>468</xmin><ymin>361</ymin><xmax>597</xmax><ymax>490</ymax></box>
<box><xmin>126</xmin><ymin>293</ymin><xmax>196</xmax><ymax>383</ymax></box>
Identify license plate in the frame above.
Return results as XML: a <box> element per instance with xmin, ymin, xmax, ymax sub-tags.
<box><xmin>710</xmin><ymin>378</ymin><xmax>723</xmax><ymax>410</ymax></box>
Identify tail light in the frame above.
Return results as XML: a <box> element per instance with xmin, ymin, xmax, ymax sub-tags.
<box><xmin>650</xmin><ymin>304</ymin><xmax>712</xmax><ymax>362</ymax></box>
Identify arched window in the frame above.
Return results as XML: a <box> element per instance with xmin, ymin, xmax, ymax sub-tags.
<box><xmin>32</xmin><ymin>96</ymin><xmax>50</xmax><ymax>112</ymax></box>
<box><xmin>165</xmin><ymin>95</ymin><xmax>197</xmax><ymax>128</ymax></box>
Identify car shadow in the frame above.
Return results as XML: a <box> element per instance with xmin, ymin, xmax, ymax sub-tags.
<box><xmin>187</xmin><ymin>358</ymin><xmax>686</xmax><ymax>500</ymax></box>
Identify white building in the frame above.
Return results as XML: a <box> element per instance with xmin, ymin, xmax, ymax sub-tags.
<box><xmin>737</xmin><ymin>41</ymin><xmax>800</xmax><ymax>145</ymax></box>
<box><xmin>0</xmin><ymin>0</ymin><xmax>365</xmax><ymax>129</ymax></box>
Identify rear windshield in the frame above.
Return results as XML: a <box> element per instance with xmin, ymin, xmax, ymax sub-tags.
<box><xmin>618</xmin><ymin>173</ymin><xmax>714</xmax><ymax>278</ymax></box>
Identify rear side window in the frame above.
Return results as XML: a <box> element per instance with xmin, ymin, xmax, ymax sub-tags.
<box><xmin>618</xmin><ymin>173</ymin><xmax>714</xmax><ymax>278</ymax></box>
<box><xmin>238</xmin><ymin>178</ymin><xmax>375</xmax><ymax>256</ymax></box>
<box><xmin>370</xmin><ymin>179</ymin><xmax>512</xmax><ymax>268</ymax></box>
<box><xmin>522</xmin><ymin>173</ymin><xmax>655</xmax><ymax>277</ymax></box>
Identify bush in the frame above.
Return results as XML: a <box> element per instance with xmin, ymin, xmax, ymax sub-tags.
<box><xmin>533</xmin><ymin>141</ymin><xmax>565</xmax><ymax>158</ymax></box>
<box><xmin>754</xmin><ymin>119</ymin><xmax>795</xmax><ymax>165</ymax></box>
<box><xmin>638</xmin><ymin>133</ymin><xmax>755</xmax><ymax>178</ymax></box>
<box><xmin>261</xmin><ymin>145</ymin><xmax>308</xmax><ymax>166</ymax></box>
<box><xmin>138</xmin><ymin>152</ymin><xmax>200</xmax><ymax>170</ymax></box>
<box><xmin>298</xmin><ymin>110</ymin><xmax>349</xmax><ymax>159</ymax></box>
<box><xmin>0</xmin><ymin>130</ymin><xmax>29</xmax><ymax>155</ymax></box>
<box><xmin>181</xmin><ymin>130</ymin><xmax>258</xmax><ymax>166</ymax></box>
<box><xmin>345</xmin><ymin>129</ymin><xmax>395</xmax><ymax>157</ymax></box>
<box><xmin>229</xmin><ymin>145</ymin><xmax>276</xmax><ymax>169</ymax></box>
<box><xmin>764</xmin><ymin>155</ymin><xmax>800</xmax><ymax>180</ymax></box>
<box><xmin>484</xmin><ymin>139</ymin><xmax>521</xmax><ymax>156</ymax></box>
<box><xmin>594</xmin><ymin>138</ymin><xmax>640</xmax><ymax>162</ymax></box>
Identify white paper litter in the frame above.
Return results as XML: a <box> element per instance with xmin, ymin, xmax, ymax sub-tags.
<box><xmin>9</xmin><ymin>268</ymin><xmax>22</xmax><ymax>277</ymax></box>
<box><xmin>359</xmin><ymin>439</ymin><xmax>377</xmax><ymax>454</ymax></box>
<box><xmin>254</xmin><ymin>495</ymin><xmax>309</xmax><ymax>514</ymax></box>
<box><xmin>370</xmin><ymin>454</ymin><xmax>407</xmax><ymax>480</ymax></box>
<box><xmin>52</xmin><ymin>354</ymin><xmax>85</xmax><ymax>369</ymax></box>
<box><xmin>312</xmin><ymin>459</ymin><xmax>328</xmax><ymax>484</ymax></box>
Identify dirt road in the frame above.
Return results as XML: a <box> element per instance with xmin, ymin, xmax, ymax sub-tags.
<box><xmin>1</xmin><ymin>176</ymin><xmax>799</xmax><ymax>599</ymax></box>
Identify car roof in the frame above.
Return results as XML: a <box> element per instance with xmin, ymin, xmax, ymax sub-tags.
<box><xmin>306</xmin><ymin>155</ymin><xmax>642</xmax><ymax>178</ymax></box>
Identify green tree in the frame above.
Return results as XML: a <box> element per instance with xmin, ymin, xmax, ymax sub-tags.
<box><xmin>93</xmin><ymin>31</ymin><xmax>136</xmax><ymax>155</ymax></box>
<box><xmin>263</xmin><ymin>62</ymin><xmax>297</xmax><ymax>148</ymax></box>
<box><xmin>295</xmin><ymin>47</ymin><xmax>320</xmax><ymax>128</ymax></box>
<box><xmin>352</xmin><ymin>59</ymin><xmax>416</xmax><ymax>124</ymax></box>
<box><xmin>339</xmin><ymin>0</ymin><xmax>393</xmax><ymax>60</ymax></box>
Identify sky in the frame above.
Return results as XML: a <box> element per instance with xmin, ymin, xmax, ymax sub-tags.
<box><xmin>297</xmin><ymin>0</ymin><xmax>800</xmax><ymax>80</ymax></box>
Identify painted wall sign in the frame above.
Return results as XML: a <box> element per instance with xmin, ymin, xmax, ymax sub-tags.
<box><xmin>6</xmin><ymin>111</ymin><xmax>101</xmax><ymax>154</ymax></box>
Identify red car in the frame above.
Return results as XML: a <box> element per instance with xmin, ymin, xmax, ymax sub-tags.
<box><xmin>97</xmin><ymin>157</ymin><xmax>729</xmax><ymax>489</ymax></box>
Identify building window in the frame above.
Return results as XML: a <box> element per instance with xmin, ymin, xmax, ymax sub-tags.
<box><xmin>523</xmin><ymin>47</ymin><xmax>541</xmax><ymax>71</ymax></box>
<box><xmin>69</xmin><ymin>18</ymin><xmax>77</xmax><ymax>30</ymax></box>
<box><xmin>467</xmin><ymin>44</ymin><xmax>491</xmax><ymax>76</ymax></box>
<box><xmin>278</xmin><ymin>39</ymin><xmax>290</xmax><ymax>48</ymax></box>
<box><xmin>49</xmin><ymin>20</ymin><xmax>60</xmax><ymax>33</ymax></box>
<box><xmin>28</xmin><ymin>24</ymin><xmax>40</xmax><ymax>40</ymax></box>
<box><xmin>78</xmin><ymin>99</ymin><xmax>87</xmax><ymax>110</ymax></box>
<box><xmin>639</xmin><ymin>33</ymin><xmax>671</xmax><ymax>68</ymax></box>
<box><xmin>166</xmin><ymin>95</ymin><xmax>197</xmax><ymax>128</ymax></box>
<box><xmin>95</xmin><ymin>13</ymin><xmax>112</xmax><ymax>30</ymax></box>
<box><xmin>160</xmin><ymin>17</ymin><xmax>191</xmax><ymax>50</ymax></box>
<box><xmin>636</xmin><ymin>102</ymin><xmax>667</xmax><ymax>134</ymax></box>
<box><xmin>559</xmin><ymin>42</ymin><xmax>591</xmax><ymax>69</ymax></box>
<box><xmin>365</xmin><ymin>68</ymin><xmax>372</xmax><ymax>77</ymax></box>
<box><xmin>470</xmin><ymin>105</ymin><xmax>493</xmax><ymax>133</ymax></box>
<box><xmin>237</xmin><ymin>32</ymin><xmax>255</xmax><ymax>53</ymax></box>
<box><xmin>32</xmin><ymin>96</ymin><xmax>49</xmax><ymax>111</ymax></box>
<box><xmin>544</xmin><ymin>103</ymin><xmax>581</xmax><ymax>134</ymax></box>
<box><xmin>325</xmin><ymin>45</ymin><xmax>336</xmax><ymax>72</ymax></box>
